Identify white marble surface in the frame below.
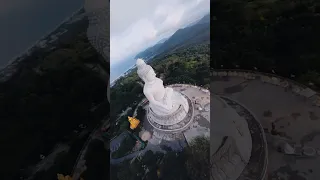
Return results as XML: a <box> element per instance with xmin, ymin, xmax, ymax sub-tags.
<box><xmin>136</xmin><ymin>59</ymin><xmax>189</xmax><ymax>116</ymax></box>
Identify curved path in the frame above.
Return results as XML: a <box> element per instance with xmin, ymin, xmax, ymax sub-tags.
<box><xmin>213</xmin><ymin>70</ymin><xmax>320</xmax><ymax>180</ymax></box>
<box><xmin>71</xmin><ymin>116</ymin><xmax>109</xmax><ymax>179</ymax></box>
<box><xmin>110</xmin><ymin>143</ymin><xmax>165</xmax><ymax>164</ymax></box>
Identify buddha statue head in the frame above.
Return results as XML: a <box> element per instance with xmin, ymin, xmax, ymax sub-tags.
<box><xmin>136</xmin><ymin>59</ymin><xmax>156</xmax><ymax>83</ymax></box>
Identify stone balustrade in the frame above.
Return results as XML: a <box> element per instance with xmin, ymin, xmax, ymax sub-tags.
<box><xmin>169</xmin><ymin>83</ymin><xmax>210</xmax><ymax>94</ymax></box>
<box><xmin>213</xmin><ymin>69</ymin><xmax>320</xmax><ymax>107</ymax></box>
<box><xmin>147</xmin><ymin>93</ymin><xmax>194</xmax><ymax>133</ymax></box>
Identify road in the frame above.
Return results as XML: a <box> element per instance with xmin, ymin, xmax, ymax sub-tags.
<box><xmin>110</xmin><ymin>131</ymin><xmax>128</xmax><ymax>152</ymax></box>
<box><xmin>26</xmin><ymin>144</ymin><xmax>70</xmax><ymax>180</ymax></box>
<box><xmin>110</xmin><ymin>142</ymin><xmax>165</xmax><ymax>164</ymax></box>
<box><xmin>71</xmin><ymin>117</ymin><xmax>109</xmax><ymax>179</ymax></box>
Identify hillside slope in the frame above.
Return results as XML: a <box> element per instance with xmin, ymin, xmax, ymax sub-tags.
<box><xmin>135</xmin><ymin>14</ymin><xmax>210</xmax><ymax>60</ymax></box>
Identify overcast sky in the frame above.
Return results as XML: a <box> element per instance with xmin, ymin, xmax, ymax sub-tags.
<box><xmin>110</xmin><ymin>0</ymin><xmax>210</xmax><ymax>67</ymax></box>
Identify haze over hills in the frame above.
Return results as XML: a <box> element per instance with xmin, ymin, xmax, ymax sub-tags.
<box><xmin>111</xmin><ymin>13</ymin><xmax>210</xmax><ymax>82</ymax></box>
<box><xmin>157</xmin><ymin>37</ymin><xmax>170</xmax><ymax>44</ymax></box>
<box><xmin>134</xmin><ymin>13</ymin><xmax>210</xmax><ymax>60</ymax></box>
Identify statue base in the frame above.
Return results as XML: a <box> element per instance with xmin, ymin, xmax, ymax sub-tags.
<box><xmin>140</xmin><ymin>84</ymin><xmax>210</xmax><ymax>144</ymax></box>
<box><xmin>147</xmin><ymin>92</ymin><xmax>194</xmax><ymax>134</ymax></box>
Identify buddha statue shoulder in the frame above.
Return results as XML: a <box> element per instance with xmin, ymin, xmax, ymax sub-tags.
<box><xmin>136</xmin><ymin>59</ymin><xmax>188</xmax><ymax>115</ymax></box>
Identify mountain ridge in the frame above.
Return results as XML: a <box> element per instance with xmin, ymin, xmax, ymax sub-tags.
<box><xmin>134</xmin><ymin>13</ymin><xmax>210</xmax><ymax>60</ymax></box>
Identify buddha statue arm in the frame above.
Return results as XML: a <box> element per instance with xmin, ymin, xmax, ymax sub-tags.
<box><xmin>145</xmin><ymin>92</ymin><xmax>172</xmax><ymax>111</ymax></box>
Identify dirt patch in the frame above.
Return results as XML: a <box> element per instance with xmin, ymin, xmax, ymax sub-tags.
<box><xmin>263</xmin><ymin>110</ymin><xmax>273</xmax><ymax>117</ymax></box>
<box><xmin>271</xmin><ymin>122</ymin><xmax>292</xmax><ymax>140</ymax></box>
<box><xmin>291</xmin><ymin>112</ymin><xmax>301</xmax><ymax>120</ymax></box>
<box><xmin>300</xmin><ymin>131</ymin><xmax>320</xmax><ymax>145</ymax></box>
<box><xmin>224</xmin><ymin>83</ymin><xmax>248</xmax><ymax>94</ymax></box>
<box><xmin>274</xmin><ymin>117</ymin><xmax>285</xmax><ymax>123</ymax></box>
<box><xmin>309</xmin><ymin>111</ymin><xmax>319</xmax><ymax>121</ymax></box>
<box><xmin>270</xmin><ymin>165</ymin><xmax>307</xmax><ymax>180</ymax></box>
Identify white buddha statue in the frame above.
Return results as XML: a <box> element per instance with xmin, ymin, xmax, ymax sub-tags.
<box><xmin>136</xmin><ymin>59</ymin><xmax>188</xmax><ymax>115</ymax></box>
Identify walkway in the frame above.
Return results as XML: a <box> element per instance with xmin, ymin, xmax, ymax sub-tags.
<box><xmin>110</xmin><ymin>142</ymin><xmax>165</xmax><ymax>164</ymax></box>
<box><xmin>71</xmin><ymin>116</ymin><xmax>109</xmax><ymax>180</ymax></box>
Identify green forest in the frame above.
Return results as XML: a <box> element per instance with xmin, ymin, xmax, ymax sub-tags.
<box><xmin>212</xmin><ymin>0</ymin><xmax>320</xmax><ymax>88</ymax></box>
<box><xmin>0</xmin><ymin>21</ymin><xmax>108</xmax><ymax>179</ymax></box>
<box><xmin>110</xmin><ymin>136</ymin><xmax>210</xmax><ymax>180</ymax></box>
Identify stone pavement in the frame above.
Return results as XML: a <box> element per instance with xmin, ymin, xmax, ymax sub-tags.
<box><xmin>212</xmin><ymin>75</ymin><xmax>320</xmax><ymax>180</ymax></box>
<box><xmin>211</xmin><ymin>95</ymin><xmax>255</xmax><ymax>180</ymax></box>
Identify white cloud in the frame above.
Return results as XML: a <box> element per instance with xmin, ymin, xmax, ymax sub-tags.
<box><xmin>110</xmin><ymin>0</ymin><xmax>210</xmax><ymax>66</ymax></box>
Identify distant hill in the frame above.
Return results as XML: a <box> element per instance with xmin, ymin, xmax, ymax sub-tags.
<box><xmin>196</xmin><ymin>13</ymin><xmax>210</xmax><ymax>24</ymax></box>
<box><xmin>157</xmin><ymin>37</ymin><xmax>169</xmax><ymax>44</ymax></box>
<box><xmin>134</xmin><ymin>37</ymin><xmax>170</xmax><ymax>60</ymax></box>
<box><xmin>135</xmin><ymin>13</ymin><xmax>210</xmax><ymax>60</ymax></box>
<box><xmin>134</xmin><ymin>43</ymin><xmax>164</xmax><ymax>60</ymax></box>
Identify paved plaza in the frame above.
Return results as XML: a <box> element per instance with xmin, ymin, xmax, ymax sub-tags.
<box><xmin>144</xmin><ymin>84</ymin><xmax>210</xmax><ymax>148</ymax></box>
<box><xmin>212</xmin><ymin>74</ymin><xmax>320</xmax><ymax>180</ymax></box>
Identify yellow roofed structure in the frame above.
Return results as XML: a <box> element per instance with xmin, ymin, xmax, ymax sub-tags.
<box><xmin>57</xmin><ymin>174</ymin><xmax>84</xmax><ymax>180</ymax></box>
<box><xmin>128</xmin><ymin>116</ymin><xmax>140</xmax><ymax>130</ymax></box>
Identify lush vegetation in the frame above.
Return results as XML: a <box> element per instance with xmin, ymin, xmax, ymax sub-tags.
<box><xmin>110</xmin><ymin>42</ymin><xmax>210</xmax><ymax>131</ymax></box>
<box><xmin>151</xmin><ymin>43</ymin><xmax>210</xmax><ymax>87</ymax></box>
<box><xmin>212</xmin><ymin>0</ymin><xmax>320</xmax><ymax>89</ymax></box>
<box><xmin>0</xmin><ymin>18</ymin><xmax>108</xmax><ymax>180</ymax></box>
<box><xmin>110</xmin><ymin>136</ymin><xmax>210</xmax><ymax>180</ymax></box>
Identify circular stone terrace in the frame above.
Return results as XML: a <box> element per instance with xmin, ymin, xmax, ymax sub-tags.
<box><xmin>211</xmin><ymin>94</ymin><xmax>267</xmax><ymax>180</ymax></box>
<box><xmin>146</xmin><ymin>93</ymin><xmax>194</xmax><ymax>132</ymax></box>
<box><xmin>137</xmin><ymin>84</ymin><xmax>210</xmax><ymax>146</ymax></box>
<box><xmin>213</xmin><ymin>70</ymin><xmax>320</xmax><ymax>180</ymax></box>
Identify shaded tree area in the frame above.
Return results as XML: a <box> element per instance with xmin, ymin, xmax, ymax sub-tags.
<box><xmin>184</xmin><ymin>136</ymin><xmax>210</xmax><ymax>180</ymax></box>
<box><xmin>212</xmin><ymin>0</ymin><xmax>320</xmax><ymax>88</ymax></box>
<box><xmin>82</xmin><ymin>139</ymin><xmax>109</xmax><ymax>180</ymax></box>
<box><xmin>108</xmin><ymin>107</ymin><xmax>135</xmax><ymax>140</ymax></box>
<box><xmin>32</xmin><ymin>133</ymin><xmax>90</xmax><ymax>180</ymax></box>
<box><xmin>0</xmin><ymin>19</ymin><xmax>108</xmax><ymax>179</ymax></box>
<box><xmin>110</xmin><ymin>75</ymin><xmax>142</xmax><ymax>113</ymax></box>
<box><xmin>110</xmin><ymin>136</ymin><xmax>210</xmax><ymax>180</ymax></box>
<box><xmin>136</xmin><ymin>106</ymin><xmax>146</xmax><ymax>122</ymax></box>
<box><xmin>133</xmin><ymin>106</ymin><xmax>146</xmax><ymax>136</ymax></box>
<box><xmin>151</xmin><ymin>43</ymin><xmax>210</xmax><ymax>88</ymax></box>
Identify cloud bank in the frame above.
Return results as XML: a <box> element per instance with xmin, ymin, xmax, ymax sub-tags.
<box><xmin>110</xmin><ymin>0</ymin><xmax>210</xmax><ymax>66</ymax></box>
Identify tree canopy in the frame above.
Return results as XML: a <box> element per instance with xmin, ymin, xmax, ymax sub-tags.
<box><xmin>212</xmin><ymin>0</ymin><xmax>320</xmax><ymax>89</ymax></box>
<box><xmin>110</xmin><ymin>136</ymin><xmax>210</xmax><ymax>180</ymax></box>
